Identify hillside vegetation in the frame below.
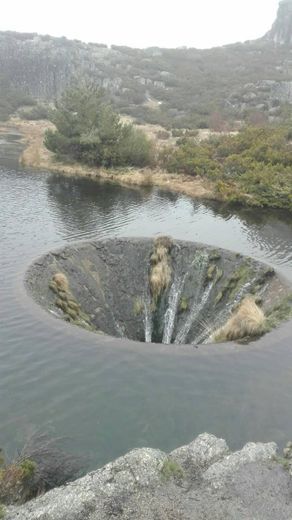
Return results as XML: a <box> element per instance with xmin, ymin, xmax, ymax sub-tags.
<box><xmin>0</xmin><ymin>18</ymin><xmax>292</xmax><ymax>128</ymax></box>
<box><xmin>42</xmin><ymin>85</ymin><xmax>292</xmax><ymax>211</ymax></box>
<box><xmin>160</xmin><ymin>126</ymin><xmax>292</xmax><ymax>210</ymax></box>
<box><xmin>0</xmin><ymin>74</ymin><xmax>34</xmax><ymax>121</ymax></box>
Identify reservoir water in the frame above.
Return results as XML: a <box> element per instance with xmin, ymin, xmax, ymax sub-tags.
<box><xmin>0</xmin><ymin>132</ymin><xmax>292</xmax><ymax>469</ymax></box>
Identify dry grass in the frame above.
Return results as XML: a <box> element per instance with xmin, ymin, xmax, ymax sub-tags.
<box><xmin>149</xmin><ymin>237</ymin><xmax>173</xmax><ymax>303</ymax></box>
<box><xmin>52</xmin><ymin>273</ymin><xmax>69</xmax><ymax>292</ymax></box>
<box><xmin>155</xmin><ymin>245</ymin><xmax>168</xmax><ymax>261</ymax></box>
<box><xmin>150</xmin><ymin>261</ymin><xmax>172</xmax><ymax>302</ymax></box>
<box><xmin>9</xmin><ymin>118</ymin><xmax>55</xmax><ymax>169</ymax></box>
<box><xmin>154</xmin><ymin>236</ymin><xmax>173</xmax><ymax>251</ymax></box>
<box><xmin>212</xmin><ymin>296</ymin><xmax>266</xmax><ymax>342</ymax></box>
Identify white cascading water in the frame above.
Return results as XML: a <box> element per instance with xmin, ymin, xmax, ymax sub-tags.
<box><xmin>144</xmin><ymin>294</ymin><xmax>153</xmax><ymax>343</ymax></box>
<box><xmin>144</xmin><ymin>251</ymin><xmax>209</xmax><ymax>344</ymax></box>
<box><xmin>175</xmin><ymin>280</ymin><xmax>214</xmax><ymax>344</ymax></box>
<box><xmin>143</xmin><ymin>247</ymin><xmax>261</xmax><ymax>346</ymax></box>
<box><xmin>173</xmin><ymin>252</ymin><xmax>211</xmax><ymax>344</ymax></box>
<box><xmin>162</xmin><ymin>274</ymin><xmax>186</xmax><ymax>344</ymax></box>
<box><xmin>193</xmin><ymin>275</ymin><xmax>259</xmax><ymax>345</ymax></box>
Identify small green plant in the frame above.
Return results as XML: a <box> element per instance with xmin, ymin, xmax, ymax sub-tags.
<box><xmin>0</xmin><ymin>458</ymin><xmax>37</xmax><ymax>506</ymax></box>
<box><xmin>209</xmin><ymin>251</ymin><xmax>221</xmax><ymax>261</ymax></box>
<box><xmin>161</xmin><ymin>458</ymin><xmax>184</xmax><ymax>481</ymax></box>
<box><xmin>0</xmin><ymin>503</ymin><xmax>5</xmax><ymax>519</ymax></box>
<box><xmin>19</xmin><ymin>459</ymin><xmax>37</xmax><ymax>479</ymax></box>
<box><xmin>179</xmin><ymin>296</ymin><xmax>189</xmax><ymax>312</ymax></box>
<box><xmin>215</xmin><ymin>290</ymin><xmax>223</xmax><ymax>304</ymax></box>
<box><xmin>272</xmin><ymin>455</ymin><xmax>291</xmax><ymax>471</ymax></box>
<box><xmin>207</xmin><ymin>264</ymin><xmax>216</xmax><ymax>281</ymax></box>
<box><xmin>133</xmin><ymin>297</ymin><xmax>144</xmax><ymax>316</ymax></box>
<box><xmin>215</xmin><ymin>268</ymin><xmax>223</xmax><ymax>283</ymax></box>
<box><xmin>220</xmin><ymin>262</ymin><xmax>252</xmax><ymax>302</ymax></box>
<box><xmin>265</xmin><ymin>294</ymin><xmax>292</xmax><ymax>331</ymax></box>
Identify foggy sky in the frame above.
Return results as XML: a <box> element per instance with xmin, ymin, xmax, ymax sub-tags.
<box><xmin>1</xmin><ymin>0</ymin><xmax>280</xmax><ymax>49</ymax></box>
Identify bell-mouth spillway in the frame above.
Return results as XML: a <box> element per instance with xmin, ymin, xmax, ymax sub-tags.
<box><xmin>25</xmin><ymin>237</ymin><xmax>292</xmax><ymax>347</ymax></box>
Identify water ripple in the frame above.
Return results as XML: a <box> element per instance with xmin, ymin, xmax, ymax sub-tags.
<box><xmin>0</xmin><ymin>165</ymin><xmax>292</xmax><ymax>468</ymax></box>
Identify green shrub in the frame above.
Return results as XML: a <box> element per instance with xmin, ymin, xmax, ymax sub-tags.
<box><xmin>0</xmin><ymin>458</ymin><xmax>37</xmax><ymax>505</ymax></box>
<box><xmin>19</xmin><ymin>460</ymin><xmax>37</xmax><ymax>479</ymax></box>
<box><xmin>160</xmin><ymin>126</ymin><xmax>292</xmax><ymax>210</ymax></box>
<box><xmin>18</xmin><ymin>104</ymin><xmax>49</xmax><ymax>120</ymax></box>
<box><xmin>44</xmin><ymin>85</ymin><xmax>154</xmax><ymax>168</ymax></box>
<box><xmin>265</xmin><ymin>294</ymin><xmax>292</xmax><ymax>331</ymax></box>
<box><xmin>179</xmin><ymin>296</ymin><xmax>189</xmax><ymax>311</ymax></box>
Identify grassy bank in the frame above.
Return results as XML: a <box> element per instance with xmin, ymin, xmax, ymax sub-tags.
<box><xmin>1</xmin><ymin>118</ymin><xmax>215</xmax><ymax>202</ymax></box>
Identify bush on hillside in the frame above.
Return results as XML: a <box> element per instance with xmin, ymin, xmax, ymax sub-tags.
<box><xmin>18</xmin><ymin>103</ymin><xmax>50</xmax><ymax>120</ymax></box>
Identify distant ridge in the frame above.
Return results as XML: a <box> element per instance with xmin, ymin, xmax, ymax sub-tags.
<box><xmin>0</xmin><ymin>1</ymin><xmax>291</xmax><ymax>127</ymax></box>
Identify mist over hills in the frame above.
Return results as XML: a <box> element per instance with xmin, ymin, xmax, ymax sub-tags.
<box><xmin>0</xmin><ymin>0</ymin><xmax>291</xmax><ymax>128</ymax></box>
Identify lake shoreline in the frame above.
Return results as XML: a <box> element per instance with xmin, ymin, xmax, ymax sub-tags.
<box><xmin>1</xmin><ymin>118</ymin><xmax>291</xmax><ymax>212</ymax></box>
<box><xmin>0</xmin><ymin>118</ymin><xmax>221</xmax><ymax>202</ymax></box>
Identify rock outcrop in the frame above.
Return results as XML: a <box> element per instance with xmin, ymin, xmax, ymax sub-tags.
<box><xmin>6</xmin><ymin>433</ymin><xmax>292</xmax><ymax>520</ymax></box>
<box><xmin>265</xmin><ymin>0</ymin><xmax>292</xmax><ymax>45</ymax></box>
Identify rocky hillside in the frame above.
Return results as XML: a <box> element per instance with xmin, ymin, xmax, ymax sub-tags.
<box><xmin>265</xmin><ymin>0</ymin><xmax>292</xmax><ymax>45</ymax></box>
<box><xmin>5</xmin><ymin>433</ymin><xmax>292</xmax><ymax>519</ymax></box>
<box><xmin>0</xmin><ymin>1</ymin><xmax>292</xmax><ymax>128</ymax></box>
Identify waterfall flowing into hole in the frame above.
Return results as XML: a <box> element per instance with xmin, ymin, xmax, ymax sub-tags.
<box><xmin>174</xmin><ymin>252</ymin><xmax>210</xmax><ymax>344</ymax></box>
<box><xmin>162</xmin><ymin>274</ymin><xmax>186</xmax><ymax>344</ymax></box>
<box><xmin>175</xmin><ymin>281</ymin><xmax>214</xmax><ymax>344</ymax></box>
<box><xmin>194</xmin><ymin>275</ymin><xmax>261</xmax><ymax>345</ymax></box>
<box><xmin>144</xmin><ymin>295</ymin><xmax>153</xmax><ymax>343</ymax></box>
<box><xmin>26</xmin><ymin>238</ymin><xmax>289</xmax><ymax>346</ymax></box>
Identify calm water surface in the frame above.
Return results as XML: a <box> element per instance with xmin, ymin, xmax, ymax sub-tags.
<box><xmin>0</xmin><ymin>135</ymin><xmax>292</xmax><ymax>469</ymax></box>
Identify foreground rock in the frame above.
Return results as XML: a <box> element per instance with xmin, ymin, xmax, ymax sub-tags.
<box><xmin>6</xmin><ymin>433</ymin><xmax>292</xmax><ymax>520</ymax></box>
